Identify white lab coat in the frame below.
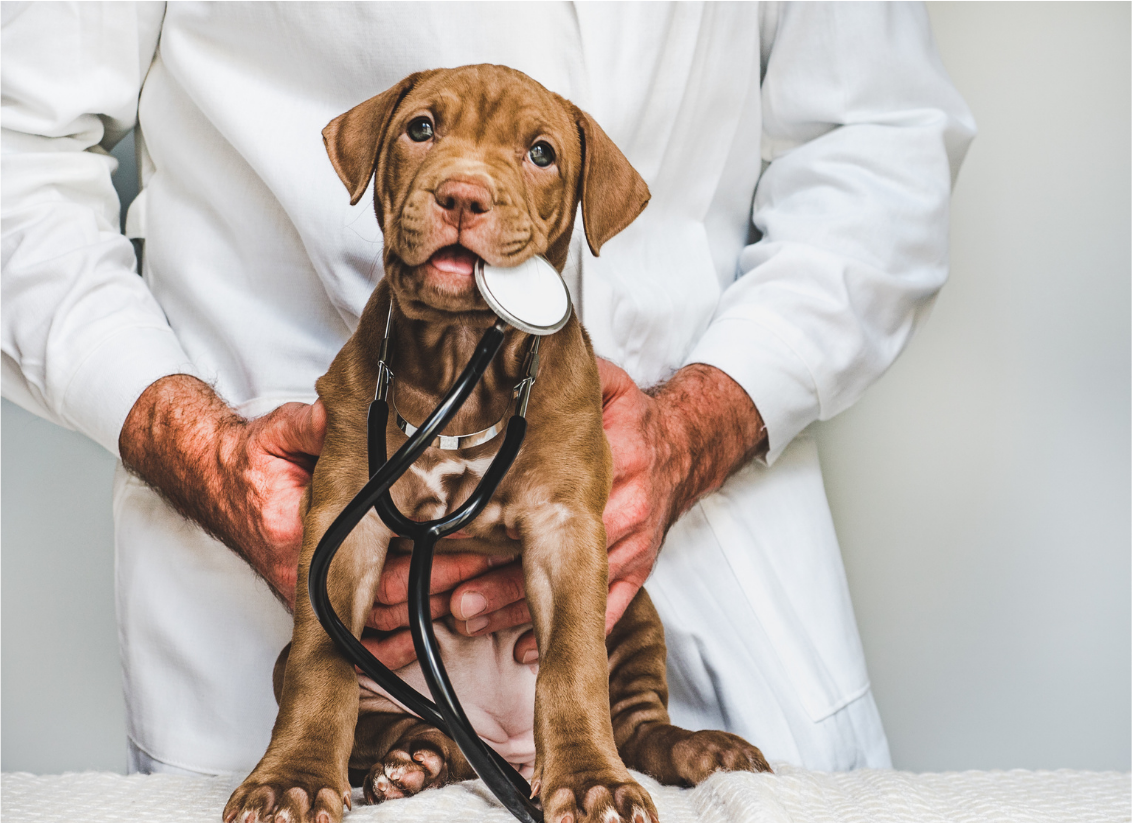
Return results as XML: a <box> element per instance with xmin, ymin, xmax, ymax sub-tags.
<box><xmin>1</xmin><ymin>2</ymin><xmax>975</xmax><ymax>774</ymax></box>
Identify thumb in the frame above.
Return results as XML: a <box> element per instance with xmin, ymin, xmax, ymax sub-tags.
<box><xmin>264</xmin><ymin>400</ymin><xmax>327</xmax><ymax>458</ymax></box>
<box><xmin>301</xmin><ymin>399</ymin><xmax>328</xmax><ymax>455</ymax></box>
<box><xmin>596</xmin><ymin>357</ymin><xmax>634</xmax><ymax>408</ymax></box>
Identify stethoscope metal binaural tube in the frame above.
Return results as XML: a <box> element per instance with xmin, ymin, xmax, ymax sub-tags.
<box><xmin>308</xmin><ymin>257</ymin><xmax>570</xmax><ymax>823</ymax></box>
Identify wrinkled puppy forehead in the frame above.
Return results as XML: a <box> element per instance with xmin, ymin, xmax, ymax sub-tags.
<box><xmin>395</xmin><ymin>65</ymin><xmax>580</xmax><ymax>158</ymax></box>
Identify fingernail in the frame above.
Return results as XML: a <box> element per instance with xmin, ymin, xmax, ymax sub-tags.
<box><xmin>460</xmin><ymin>592</ymin><xmax>487</xmax><ymax>618</ymax></box>
<box><xmin>521</xmin><ymin>649</ymin><xmax>539</xmax><ymax>664</ymax></box>
<box><xmin>488</xmin><ymin>554</ymin><xmax>512</xmax><ymax>567</ymax></box>
<box><xmin>466</xmin><ymin>616</ymin><xmax>489</xmax><ymax>634</ymax></box>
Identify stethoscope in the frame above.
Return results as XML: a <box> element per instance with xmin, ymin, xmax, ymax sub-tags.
<box><xmin>308</xmin><ymin>255</ymin><xmax>572</xmax><ymax>823</ymax></box>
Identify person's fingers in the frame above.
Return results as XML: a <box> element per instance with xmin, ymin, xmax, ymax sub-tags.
<box><xmin>360</xmin><ymin>629</ymin><xmax>418</xmax><ymax>670</ymax></box>
<box><xmin>367</xmin><ymin>591</ymin><xmax>448</xmax><ymax>632</ymax></box>
<box><xmin>368</xmin><ymin>572</ymin><xmax>635</xmax><ymax>658</ymax></box>
<box><xmin>376</xmin><ymin>552</ymin><xmax>498</xmax><ymax>606</ymax></box>
<box><xmin>605</xmin><ymin>578</ymin><xmax>641</xmax><ymax>635</ymax></box>
<box><xmin>513</xmin><ymin>629</ymin><xmax>539</xmax><ymax>665</ymax></box>
<box><xmin>606</xmin><ymin>534</ymin><xmax>656</xmax><ymax>583</ymax></box>
<box><xmin>455</xmin><ymin>598</ymin><xmax>532</xmax><ymax>638</ymax></box>
<box><xmin>605</xmin><ymin>537</ymin><xmax>634</xmax><ymax>582</ymax></box>
<box><xmin>449</xmin><ymin>562</ymin><xmax>527</xmax><ymax>620</ymax></box>
<box><xmin>603</xmin><ymin>481</ymin><xmax>652</xmax><ymax>547</ymax></box>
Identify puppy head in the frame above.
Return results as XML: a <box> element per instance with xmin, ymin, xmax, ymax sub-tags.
<box><xmin>324</xmin><ymin>65</ymin><xmax>650</xmax><ymax>325</ymax></box>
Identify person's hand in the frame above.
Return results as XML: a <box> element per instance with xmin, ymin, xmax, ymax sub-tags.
<box><xmin>594</xmin><ymin>358</ymin><xmax>687</xmax><ymax>625</ymax></box>
<box><xmin>213</xmin><ymin>398</ymin><xmax>327</xmax><ymax>605</ymax></box>
<box><xmin>119</xmin><ymin>374</ymin><xmax>326</xmax><ymax>606</ymax></box>
<box><xmin>361</xmin><ymin>551</ymin><xmax>522</xmax><ymax>669</ymax></box>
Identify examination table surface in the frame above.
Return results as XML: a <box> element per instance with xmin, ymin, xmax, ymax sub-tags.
<box><xmin>3</xmin><ymin>764</ymin><xmax>1128</xmax><ymax>822</ymax></box>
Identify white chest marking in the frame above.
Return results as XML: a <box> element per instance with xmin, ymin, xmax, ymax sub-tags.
<box><xmin>407</xmin><ymin>453</ymin><xmax>493</xmax><ymax>499</ymax></box>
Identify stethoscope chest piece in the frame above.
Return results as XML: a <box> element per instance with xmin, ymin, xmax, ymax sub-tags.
<box><xmin>475</xmin><ymin>255</ymin><xmax>571</xmax><ymax>336</ymax></box>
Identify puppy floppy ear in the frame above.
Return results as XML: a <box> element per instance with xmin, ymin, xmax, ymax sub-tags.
<box><xmin>573</xmin><ymin>108</ymin><xmax>651</xmax><ymax>257</ymax></box>
<box><xmin>322</xmin><ymin>73</ymin><xmax>425</xmax><ymax>211</ymax></box>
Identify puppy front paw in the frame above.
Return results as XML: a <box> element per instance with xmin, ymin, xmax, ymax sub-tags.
<box><xmin>224</xmin><ymin>767</ymin><xmax>350</xmax><ymax>823</ymax></box>
<box><xmin>540</xmin><ymin>771</ymin><xmax>658</xmax><ymax>823</ymax></box>
<box><xmin>364</xmin><ymin>740</ymin><xmax>453</xmax><ymax>804</ymax></box>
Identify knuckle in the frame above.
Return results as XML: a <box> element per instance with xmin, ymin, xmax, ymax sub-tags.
<box><xmin>378</xmin><ymin>567</ymin><xmax>408</xmax><ymax>604</ymax></box>
<box><xmin>621</xmin><ymin>495</ymin><xmax>651</xmax><ymax>529</ymax></box>
<box><xmin>510</xmin><ymin>601</ymin><xmax>532</xmax><ymax>624</ymax></box>
<box><xmin>370</xmin><ymin>605</ymin><xmax>404</xmax><ymax>631</ymax></box>
<box><xmin>500</xmin><ymin>569</ymin><xmax>526</xmax><ymax>603</ymax></box>
<box><xmin>369</xmin><ymin>614</ymin><xmax>393</xmax><ymax>632</ymax></box>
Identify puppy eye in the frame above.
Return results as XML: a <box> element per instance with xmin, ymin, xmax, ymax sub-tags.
<box><xmin>407</xmin><ymin>117</ymin><xmax>434</xmax><ymax>142</ymax></box>
<box><xmin>529</xmin><ymin>141</ymin><xmax>555</xmax><ymax>168</ymax></box>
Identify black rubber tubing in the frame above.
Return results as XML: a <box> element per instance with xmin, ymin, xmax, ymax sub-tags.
<box><xmin>307</xmin><ymin>321</ymin><xmax>543</xmax><ymax>823</ymax></box>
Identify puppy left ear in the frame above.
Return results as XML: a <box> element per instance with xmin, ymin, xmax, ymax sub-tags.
<box><xmin>323</xmin><ymin>72</ymin><xmax>428</xmax><ymax>212</ymax></box>
<box><xmin>573</xmin><ymin>108</ymin><xmax>651</xmax><ymax>257</ymax></box>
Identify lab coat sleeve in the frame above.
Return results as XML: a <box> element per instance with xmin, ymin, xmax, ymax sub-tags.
<box><xmin>1</xmin><ymin>1</ymin><xmax>198</xmax><ymax>457</ymax></box>
<box><xmin>684</xmin><ymin>2</ymin><xmax>976</xmax><ymax>465</ymax></box>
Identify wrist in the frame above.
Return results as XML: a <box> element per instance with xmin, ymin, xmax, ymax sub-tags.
<box><xmin>650</xmin><ymin>364</ymin><xmax>767</xmax><ymax>519</ymax></box>
<box><xmin>651</xmin><ymin>394</ymin><xmax>696</xmax><ymax>525</ymax></box>
<box><xmin>120</xmin><ymin>374</ymin><xmax>248</xmax><ymax>553</ymax></box>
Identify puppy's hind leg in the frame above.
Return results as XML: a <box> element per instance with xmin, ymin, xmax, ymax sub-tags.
<box><xmin>352</xmin><ymin>713</ymin><xmax>475</xmax><ymax>804</ymax></box>
<box><xmin>608</xmin><ymin>589</ymin><xmax>771</xmax><ymax>786</ymax></box>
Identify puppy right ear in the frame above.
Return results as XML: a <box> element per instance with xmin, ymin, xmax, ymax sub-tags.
<box><xmin>322</xmin><ymin>73</ymin><xmax>425</xmax><ymax>210</ymax></box>
<box><xmin>573</xmin><ymin>107</ymin><xmax>651</xmax><ymax>257</ymax></box>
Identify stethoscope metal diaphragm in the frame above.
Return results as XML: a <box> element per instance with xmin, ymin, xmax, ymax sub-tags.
<box><xmin>475</xmin><ymin>255</ymin><xmax>571</xmax><ymax>336</ymax></box>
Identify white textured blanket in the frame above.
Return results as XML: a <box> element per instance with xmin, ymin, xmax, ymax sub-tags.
<box><xmin>2</xmin><ymin>766</ymin><xmax>1128</xmax><ymax>823</ymax></box>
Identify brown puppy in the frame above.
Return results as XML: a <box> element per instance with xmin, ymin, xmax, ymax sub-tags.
<box><xmin>225</xmin><ymin>65</ymin><xmax>768</xmax><ymax>823</ymax></box>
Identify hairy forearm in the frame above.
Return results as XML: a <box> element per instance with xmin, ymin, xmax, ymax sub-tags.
<box><xmin>119</xmin><ymin>375</ymin><xmax>319</xmax><ymax>606</ymax></box>
<box><xmin>118</xmin><ymin>374</ymin><xmax>251</xmax><ymax>557</ymax></box>
<box><xmin>648</xmin><ymin>363</ymin><xmax>767</xmax><ymax>524</ymax></box>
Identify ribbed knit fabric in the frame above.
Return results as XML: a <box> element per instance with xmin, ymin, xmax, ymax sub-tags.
<box><xmin>3</xmin><ymin>765</ymin><xmax>1128</xmax><ymax>823</ymax></box>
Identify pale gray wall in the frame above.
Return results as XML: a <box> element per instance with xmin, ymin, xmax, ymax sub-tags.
<box><xmin>2</xmin><ymin>3</ymin><xmax>1128</xmax><ymax>774</ymax></box>
<box><xmin>1</xmin><ymin>129</ymin><xmax>137</xmax><ymax>774</ymax></box>
<box><xmin>814</xmin><ymin>2</ymin><xmax>1130</xmax><ymax>771</ymax></box>
<box><xmin>1</xmin><ymin>398</ymin><xmax>125</xmax><ymax>772</ymax></box>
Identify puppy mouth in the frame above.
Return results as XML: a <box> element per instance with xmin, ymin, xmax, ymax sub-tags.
<box><xmin>426</xmin><ymin>244</ymin><xmax>481</xmax><ymax>278</ymax></box>
<box><xmin>417</xmin><ymin>243</ymin><xmax>485</xmax><ymax>300</ymax></box>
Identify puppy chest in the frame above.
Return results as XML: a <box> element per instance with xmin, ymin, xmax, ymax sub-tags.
<box><xmin>388</xmin><ymin>451</ymin><xmax>510</xmax><ymax>535</ymax></box>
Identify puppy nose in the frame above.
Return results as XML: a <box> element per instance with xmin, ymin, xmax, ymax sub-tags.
<box><xmin>434</xmin><ymin>179</ymin><xmax>493</xmax><ymax>226</ymax></box>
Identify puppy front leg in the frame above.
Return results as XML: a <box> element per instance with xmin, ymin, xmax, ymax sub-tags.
<box><xmin>225</xmin><ymin>506</ymin><xmax>390</xmax><ymax>823</ymax></box>
<box><xmin>522</xmin><ymin>510</ymin><xmax>658</xmax><ymax>823</ymax></box>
